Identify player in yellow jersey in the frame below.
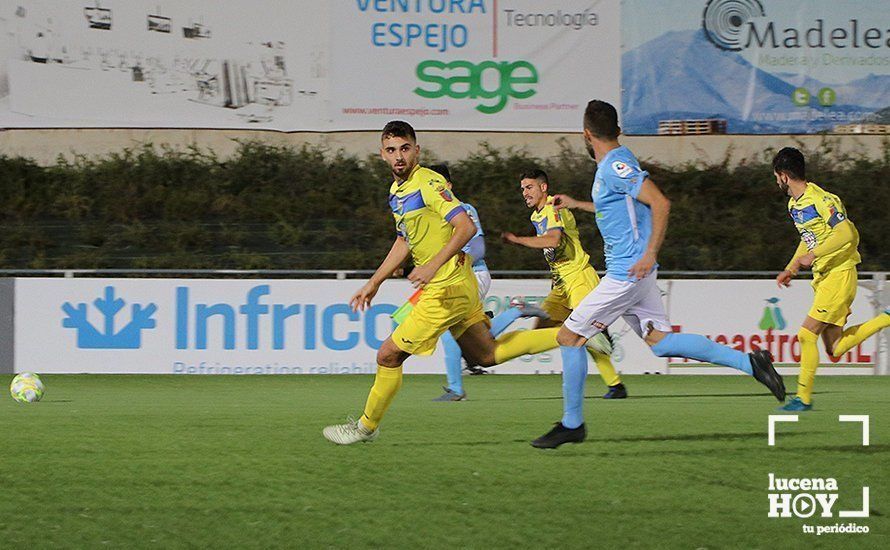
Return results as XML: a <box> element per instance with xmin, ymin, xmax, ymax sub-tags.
<box><xmin>502</xmin><ymin>168</ymin><xmax>627</xmax><ymax>399</ymax></box>
<box><xmin>322</xmin><ymin>121</ymin><xmax>611</xmax><ymax>445</ymax></box>
<box><xmin>773</xmin><ymin>147</ymin><xmax>890</xmax><ymax>411</ymax></box>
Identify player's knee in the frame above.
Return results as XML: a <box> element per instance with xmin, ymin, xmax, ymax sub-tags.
<box><xmin>376</xmin><ymin>340</ymin><xmax>404</xmax><ymax>368</ymax></box>
<box><xmin>644</xmin><ymin>330</ymin><xmax>667</xmax><ymax>349</ymax></box>
<box><xmin>556</xmin><ymin>326</ymin><xmax>585</xmax><ymax>347</ymax></box>
<box><xmin>475</xmin><ymin>350</ymin><xmax>496</xmax><ymax>367</ymax></box>
<box><xmin>798</xmin><ymin>327</ymin><xmax>818</xmax><ymax>346</ymax></box>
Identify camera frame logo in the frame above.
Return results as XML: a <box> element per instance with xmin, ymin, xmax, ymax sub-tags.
<box><xmin>767</xmin><ymin>415</ymin><xmax>871</xmax><ymax>536</ymax></box>
<box><xmin>701</xmin><ymin>0</ymin><xmax>765</xmax><ymax>51</ymax></box>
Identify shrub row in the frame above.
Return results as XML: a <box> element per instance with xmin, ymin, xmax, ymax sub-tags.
<box><xmin>0</xmin><ymin>138</ymin><xmax>886</xmax><ymax>272</ymax></box>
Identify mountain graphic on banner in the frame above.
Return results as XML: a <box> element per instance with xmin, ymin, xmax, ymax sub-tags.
<box><xmin>621</xmin><ymin>30</ymin><xmax>888</xmax><ymax>134</ymax></box>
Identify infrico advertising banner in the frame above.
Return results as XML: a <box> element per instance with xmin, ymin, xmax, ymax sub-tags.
<box><xmin>12</xmin><ymin>277</ymin><xmax>884</xmax><ymax>376</ymax></box>
<box><xmin>328</xmin><ymin>0</ymin><xmax>620</xmax><ymax>131</ymax></box>
<box><xmin>622</xmin><ymin>0</ymin><xmax>890</xmax><ymax>134</ymax></box>
<box><xmin>14</xmin><ymin>278</ymin><xmax>652</xmax><ymax>375</ymax></box>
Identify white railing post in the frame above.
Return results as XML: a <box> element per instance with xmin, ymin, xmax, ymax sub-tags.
<box><xmin>875</xmin><ymin>272</ymin><xmax>887</xmax><ymax>376</ymax></box>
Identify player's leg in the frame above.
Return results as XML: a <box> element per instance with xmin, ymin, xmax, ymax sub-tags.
<box><xmin>455</xmin><ymin>320</ymin><xmax>560</xmax><ymax>367</ymax></box>
<box><xmin>531</xmin><ymin>278</ymin><xmax>633</xmax><ymax>448</ymax></box>
<box><xmin>787</xmin><ymin>269</ymin><xmax>859</xmax><ymax>410</ymax></box>
<box><xmin>567</xmin><ymin>266</ymin><xmax>624</xmax><ymax>397</ymax></box>
<box><xmin>823</xmin><ymin>270</ymin><xmax>889</xmax><ymax>357</ymax></box>
<box><xmin>323</xmin><ymin>289</ymin><xmax>450</xmax><ymax>444</ymax></box>
<box><xmin>830</xmin><ymin>313</ymin><xmax>890</xmax><ymax>356</ymax></box>
<box><xmin>434</xmin><ymin>269</ymin><xmax>494</xmax><ymax>401</ymax></box>
<box><xmin>322</xmin><ymin>337</ymin><xmax>410</xmax><ymax>444</ymax></box>
<box><xmin>434</xmin><ymin>331</ymin><xmax>466</xmax><ymax>401</ymax></box>
<box><xmin>627</xmin><ymin>273</ymin><xmax>786</xmax><ymax>401</ymax></box>
<box><xmin>784</xmin><ymin>316</ymin><xmax>830</xmax><ymax>411</ymax></box>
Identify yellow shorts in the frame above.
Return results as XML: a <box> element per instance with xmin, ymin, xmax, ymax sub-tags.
<box><xmin>391</xmin><ymin>276</ymin><xmax>489</xmax><ymax>356</ymax></box>
<box><xmin>809</xmin><ymin>268</ymin><xmax>857</xmax><ymax>327</ymax></box>
<box><xmin>541</xmin><ymin>265</ymin><xmax>600</xmax><ymax>323</ymax></box>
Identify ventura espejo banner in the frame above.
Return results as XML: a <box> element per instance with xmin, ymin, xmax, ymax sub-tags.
<box><xmin>621</xmin><ymin>0</ymin><xmax>890</xmax><ymax>134</ymax></box>
<box><xmin>0</xmin><ymin>0</ymin><xmax>329</xmax><ymax>129</ymax></box>
<box><xmin>0</xmin><ymin>0</ymin><xmax>619</xmax><ymax>131</ymax></box>
<box><xmin>329</xmin><ymin>0</ymin><xmax>620</xmax><ymax>131</ymax></box>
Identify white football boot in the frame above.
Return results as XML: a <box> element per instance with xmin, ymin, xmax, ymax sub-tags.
<box><xmin>322</xmin><ymin>416</ymin><xmax>379</xmax><ymax>445</ymax></box>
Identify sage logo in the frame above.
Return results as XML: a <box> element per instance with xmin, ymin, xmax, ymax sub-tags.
<box><xmin>702</xmin><ymin>0</ymin><xmax>765</xmax><ymax>51</ymax></box>
<box><xmin>414</xmin><ymin>59</ymin><xmax>538</xmax><ymax>114</ymax></box>
<box><xmin>62</xmin><ymin>286</ymin><xmax>157</xmax><ymax>349</ymax></box>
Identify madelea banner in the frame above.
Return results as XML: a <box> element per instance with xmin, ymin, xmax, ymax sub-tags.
<box><xmin>622</xmin><ymin>0</ymin><xmax>890</xmax><ymax>134</ymax></box>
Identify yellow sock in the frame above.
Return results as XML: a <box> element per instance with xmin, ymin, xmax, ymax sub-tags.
<box><xmin>797</xmin><ymin>328</ymin><xmax>819</xmax><ymax>405</ymax></box>
<box><xmin>493</xmin><ymin>328</ymin><xmax>559</xmax><ymax>364</ymax></box>
<box><xmin>360</xmin><ymin>365</ymin><xmax>403</xmax><ymax>431</ymax></box>
<box><xmin>832</xmin><ymin>313</ymin><xmax>890</xmax><ymax>356</ymax></box>
<box><xmin>589</xmin><ymin>349</ymin><xmax>621</xmax><ymax>386</ymax></box>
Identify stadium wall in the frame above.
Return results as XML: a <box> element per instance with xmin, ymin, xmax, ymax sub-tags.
<box><xmin>0</xmin><ymin>129</ymin><xmax>886</xmax><ymax>167</ymax></box>
<box><xmin>7</xmin><ymin>276</ymin><xmax>886</xmax><ymax>376</ymax></box>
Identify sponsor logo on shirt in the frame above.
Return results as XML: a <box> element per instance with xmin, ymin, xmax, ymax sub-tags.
<box><xmin>612</xmin><ymin>161</ymin><xmax>634</xmax><ymax>178</ymax></box>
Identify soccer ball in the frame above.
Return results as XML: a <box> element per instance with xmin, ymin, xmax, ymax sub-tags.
<box><xmin>9</xmin><ymin>372</ymin><xmax>45</xmax><ymax>403</ymax></box>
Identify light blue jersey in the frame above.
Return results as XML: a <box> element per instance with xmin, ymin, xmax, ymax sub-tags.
<box><xmin>461</xmin><ymin>203</ymin><xmax>488</xmax><ymax>272</ymax></box>
<box><xmin>591</xmin><ymin>146</ymin><xmax>655</xmax><ymax>281</ymax></box>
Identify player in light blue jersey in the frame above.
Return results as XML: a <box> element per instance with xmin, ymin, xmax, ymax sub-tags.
<box><xmin>530</xmin><ymin>100</ymin><xmax>787</xmax><ymax>448</ymax></box>
<box><xmin>428</xmin><ymin>165</ymin><xmax>548</xmax><ymax>402</ymax></box>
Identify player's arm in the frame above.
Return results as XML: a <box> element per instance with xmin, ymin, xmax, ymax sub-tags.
<box><xmin>551</xmin><ymin>194</ymin><xmax>596</xmax><ymax>213</ymax></box>
<box><xmin>407</xmin><ymin>211</ymin><xmax>475</xmax><ymax>288</ymax></box>
<box><xmin>807</xmin><ymin>219</ymin><xmax>857</xmax><ymax>263</ymax></box>
<box><xmin>792</xmin><ymin>205</ymin><xmax>858</xmax><ymax>270</ymax></box>
<box><xmin>464</xmin><ymin>234</ymin><xmax>486</xmax><ymax>262</ymax></box>
<box><xmin>777</xmin><ymin>240</ymin><xmax>808</xmax><ymax>288</ymax></box>
<box><xmin>629</xmin><ymin>178</ymin><xmax>670</xmax><ymax>279</ymax></box>
<box><xmin>350</xmin><ymin>237</ymin><xmax>410</xmax><ymax>312</ymax></box>
<box><xmin>502</xmin><ymin>229</ymin><xmax>561</xmax><ymax>249</ymax></box>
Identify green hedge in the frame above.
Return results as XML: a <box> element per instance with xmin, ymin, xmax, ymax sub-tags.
<box><xmin>0</xmin><ymin>139</ymin><xmax>886</xmax><ymax>272</ymax></box>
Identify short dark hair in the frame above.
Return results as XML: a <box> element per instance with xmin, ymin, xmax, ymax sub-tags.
<box><xmin>583</xmin><ymin>100</ymin><xmax>620</xmax><ymax>139</ymax></box>
<box><xmin>429</xmin><ymin>164</ymin><xmax>451</xmax><ymax>182</ymax></box>
<box><xmin>772</xmin><ymin>147</ymin><xmax>806</xmax><ymax>180</ymax></box>
<box><xmin>381</xmin><ymin>120</ymin><xmax>416</xmax><ymax>142</ymax></box>
<box><xmin>519</xmin><ymin>168</ymin><xmax>549</xmax><ymax>184</ymax></box>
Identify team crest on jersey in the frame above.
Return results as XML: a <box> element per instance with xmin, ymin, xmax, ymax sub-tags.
<box><xmin>436</xmin><ymin>184</ymin><xmax>454</xmax><ymax>202</ymax></box>
<box><xmin>612</xmin><ymin>161</ymin><xmax>634</xmax><ymax>178</ymax></box>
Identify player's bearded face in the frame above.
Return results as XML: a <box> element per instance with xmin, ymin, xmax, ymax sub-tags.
<box><xmin>584</xmin><ymin>136</ymin><xmax>597</xmax><ymax>160</ymax></box>
<box><xmin>381</xmin><ymin>137</ymin><xmax>420</xmax><ymax>179</ymax></box>
<box><xmin>520</xmin><ymin>178</ymin><xmax>545</xmax><ymax>208</ymax></box>
<box><xmin>775</xmin><ymin>172</ymin><xmax>790</xmax><ymax>196</ymax></box>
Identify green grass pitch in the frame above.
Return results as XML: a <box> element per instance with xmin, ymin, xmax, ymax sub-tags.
<box><xmin>1</xmin><ymin>374</ymin><xmax>888</xmax><ymax>548</ymax></box>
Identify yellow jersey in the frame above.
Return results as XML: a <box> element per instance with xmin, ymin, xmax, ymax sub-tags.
<box><xmin>389</xmin><ymin>165</ymin><xmax>471</xmax><ymax>289</ymax></box>
<box><xmin>529</xmin><ymin>195</ymin><xmax>591</xmax><ymax>286</ymax></box>
<box><xmin>788</xmin><ymin>182</ymin><xmax>860</xmax><ymax>276</ymax></box>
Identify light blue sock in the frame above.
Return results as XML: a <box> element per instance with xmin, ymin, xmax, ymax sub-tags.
<box><xmin>440</xmin><ymin>331</ymin><xmax>464</xmax><ymax>394</ymax></box>
<box><xmin>651</xmin><ymin>333</ymin><xmax>752</xmax><ymax>375</ymax></box>
<box><xmin>560</xmin><ymin>346</ymin><xmax>588</xmax><ymax>429</ymax></box>
<box><xmin>489</xmin><ymin>307</ymin><xmax>523</xmax><ymax>337</ymax></box>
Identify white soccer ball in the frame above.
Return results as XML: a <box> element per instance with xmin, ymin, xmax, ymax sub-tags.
<box><xmin>10</xmin><ymin>372</ymin><xmax>45</xmax><ymax>403</ymax></box>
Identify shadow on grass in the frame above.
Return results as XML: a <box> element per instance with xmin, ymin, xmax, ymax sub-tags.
<box><xmin>494</xmin><ymin>391</ymin><xmax>838</xmax><ymax>402</ymax></box>
<box><xmin>773</xmin><ymin>444</ymin><xmax>889</xmax><ymax>454</ymax></box>
<box><xmin>392</xmin><ymin>431</ymin><xmax>821</xmax><ymax>448</ymax></box>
